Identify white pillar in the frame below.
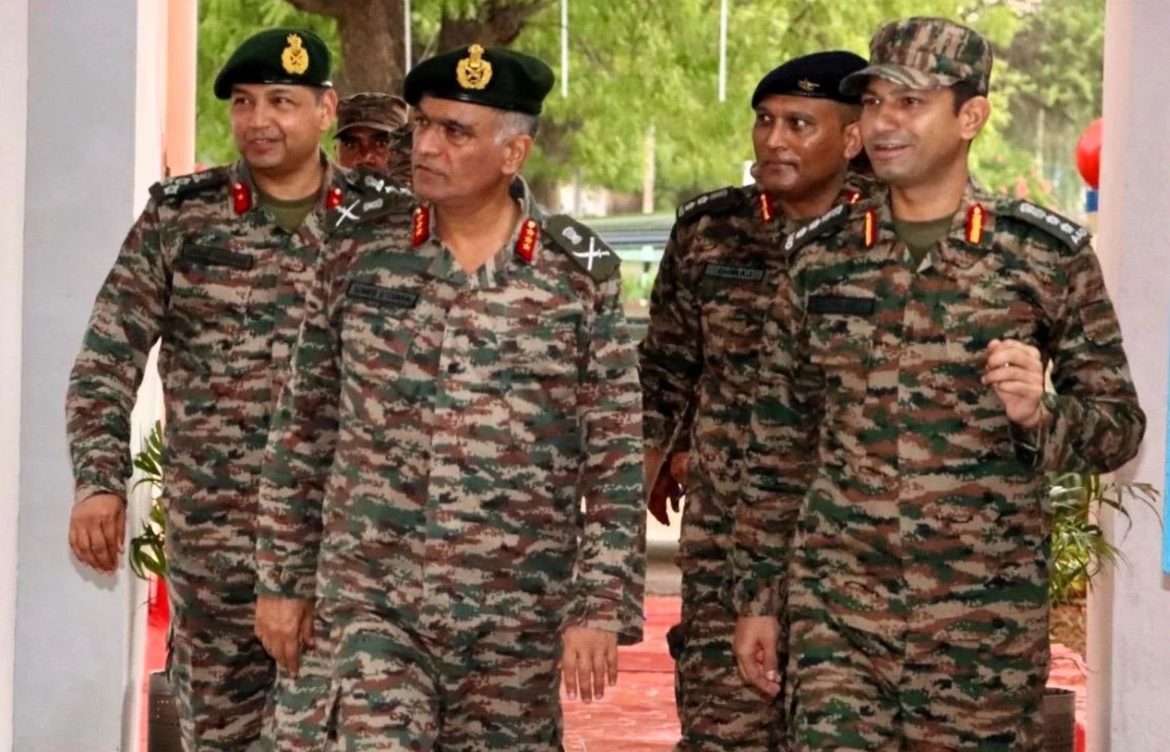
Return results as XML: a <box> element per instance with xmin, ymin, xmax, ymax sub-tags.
<box><xmin>0</xmin><ymin>1</ymin><xmax>30</xmax><ymax>750</ymax></box>
<box><xmin>13</xmin><ymin>1</ymin><xmax>166</xmax><ymax>750</ymax></box>
<box><xmin>1088</xmin><ymin>1</ymin><xmax>1170</xmax><ymax>750</ymax></box>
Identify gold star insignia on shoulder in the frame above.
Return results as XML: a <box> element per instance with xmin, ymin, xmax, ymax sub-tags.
<box><xmin>797</xmin><ymin>79</ymin><xmax>819</xmax><ymax>93</ymax></box>
<box><xmin>456</xmin><ymin>44</ymin><xmax>493</xmax><ymax>90</ymax></box>
<box><xmin>282</xmin><ymin>33</ymin><xmax>309</xmax><ymax>75</ymax></box>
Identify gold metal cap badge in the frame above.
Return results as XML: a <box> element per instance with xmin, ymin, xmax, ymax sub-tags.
<box><xmin>282</xmin><ymin>33</ymin><xmax>310</xmax><ymax>75</ymax></box>
<box><xmin>797</xmin><ymin>78</ymin><xmax>819</xmax><ymax>93</ymax></box>
<box><xmin>456</xmin><ymin>44</ymin><xmax>493</xmax><ymax>90</ymax></box>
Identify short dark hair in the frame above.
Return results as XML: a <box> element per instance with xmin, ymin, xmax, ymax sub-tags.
<box><xmin>951</xmin><ymin>81</ymin><xmax>983</xmax><ymax>114</ymax></box>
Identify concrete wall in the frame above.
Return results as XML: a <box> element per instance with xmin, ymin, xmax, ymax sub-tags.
<box><xmin>0</xmin><ymin>1</ymin><xmax>30</xmax><ymax>750</ymax></box>
<box><xmin>1087</xmin><ymin>1</ymin><xmax>1170</xmax><ymax>750</ymax></box>
<box><xmin>13</xmin><ymin>0</ymin><xmax>162</xmax><ymax>749</ymax></box>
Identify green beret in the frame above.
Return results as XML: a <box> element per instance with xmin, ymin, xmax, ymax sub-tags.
<box><xmin>403</xmin><ymin>44</ymin><xmax>554</xmax><ymax>115</ymax></box>
<box><xmin>214</xmin><ymin>28</ymin><xmax>333</xmax><ymax>100</ymax></box>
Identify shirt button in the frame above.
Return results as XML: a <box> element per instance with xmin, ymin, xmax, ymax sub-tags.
<box><xmin>447</xmin><ymin>361</ymin><xmax>464</xmax><ymax>374</ymax></box>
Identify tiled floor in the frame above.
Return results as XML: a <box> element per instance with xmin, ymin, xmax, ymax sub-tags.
<box><xmin>142</xmin><ymin>593</ymin><xmax>1086</xmax><ymax>751</ymax></box>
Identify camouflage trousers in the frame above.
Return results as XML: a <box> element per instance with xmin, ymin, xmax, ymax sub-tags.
<box><xmin>785</xmin><ymin>486</ymin><xmax>1049</xmax><ymax>752</ymax></box>
<box><xmin>293</xmin><ymin>605</ymin><xmax>564</xmax><ymax>751</ymax></box>
<box><xmin>168</xmin><ymin>560</ymin><xmax>276</xmax><ymax>752</ymax></box>
<box><xmin>263</xmin><ymin>611</ymin><xmax>338</xmax><ymax>752</ymax></box>
<box><xmin>674</xmin><ymin>485</ymin><xmax>783</xmax><ymax>752</ymax></box>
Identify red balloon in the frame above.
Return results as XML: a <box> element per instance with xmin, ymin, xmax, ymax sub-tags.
<box><xmin>1076</xmin><ymin>118</ymin><xmax>1103</xmax><ymax>189</ymax></box>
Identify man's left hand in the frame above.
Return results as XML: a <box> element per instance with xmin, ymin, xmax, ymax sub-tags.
<box><xmin>561</xmin><ymin>626</ymin><xmax>619</xmax><ymax>703</ymax></box>
<box><xmin>982</xmin><ymin>338</ymin><xmax>1047</xmax><ymax>428</ymax></box>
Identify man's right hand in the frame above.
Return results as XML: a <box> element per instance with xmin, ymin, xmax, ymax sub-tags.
<box><xmin>733</xmin><ymin>615</ymin><xmax>781</xmax><ymax>697</ymax></box>
<box><xmin>68</xmin><ymin>493</ymin><xmax>126</xmax><ymax>574</ymax></box>
<box><xmin>255</xmin><ymin>596</ymin><xmax>315</xmax><ymax>676</ymax></box>
<box><xmin>647</xmin><ymin>452</ymin><xmax>687</xmax><ymax>526</ymax></box>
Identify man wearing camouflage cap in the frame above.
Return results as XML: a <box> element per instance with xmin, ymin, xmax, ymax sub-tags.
<box><xmin>641</xmin><ymin>50</ymin><xmax>875</xmax><ymax>752</ymax></box>
<box><xmin>64</xmin><ymin>27</ymin><xmax>405</xmax><ymax>752</ymax></box>
<box><xmin>335</xmin><ymin>91</ymin><xmax>412</xmax><ymax>186</ymax></box>
<box><xmin>255</xmin><ymin>43</ymin><xmax>645</xmax><ymax>750</ymax></box>
<box><xmin>734</xmin><ymin>17</ymin><xmax>1144</xmax><ymax>750</ymax></box>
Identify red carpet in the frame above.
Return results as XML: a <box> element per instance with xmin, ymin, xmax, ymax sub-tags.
<box><xmin>143</xmin><ymin>595</ymin><xmax>1085</xmax><ymax>751</ymax></box>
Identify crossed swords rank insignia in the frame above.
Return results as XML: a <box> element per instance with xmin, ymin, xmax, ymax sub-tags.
<box><xmin>544</xmin><ymin>215</ymin><xmax>619</xmax><ymax>282</ymax></box>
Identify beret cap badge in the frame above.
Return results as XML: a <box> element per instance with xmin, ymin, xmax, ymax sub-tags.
<box><xmin>797</xmin><ymin>78</ymin><xmax>819</xmax><ymax>92</ymax></box>
<box><xmin>456</xmin><ymin>44</ymin><xmax>493</xmax><ymax>90</ymax></box>
<box><xmin>281</xmin><ymin>33</ymin><xmax>310</xmax><ymax>75</ymax></box>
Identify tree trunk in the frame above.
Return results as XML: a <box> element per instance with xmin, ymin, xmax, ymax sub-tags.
<box><xmin>284</xmin><ymin>0</ymin><xmax>407</xmax><ymax>95</ymax></box>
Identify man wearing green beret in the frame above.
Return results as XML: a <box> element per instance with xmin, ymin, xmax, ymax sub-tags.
<box><xmin>735</xmin><ymin>17</ymin><xmax>1144</xmax><ymax>750</ymax></box>
<box><xmin>64</xmin><ymin>27</ymin><xmax>405</xmax><ymax>752</ymax></box>
<box><xmin>255</xmin><ymin>43</ymin><xmax>646</xmax><ymax>750</ymax></box>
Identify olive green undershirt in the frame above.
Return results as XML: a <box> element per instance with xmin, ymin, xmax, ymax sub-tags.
<box><xmin>258</xmin><ymin>190</ymin><xmax>318</xmax><ymax>233</ymax></box>
<box><xmin>894</xmin><ymin>214</ymin><xmax>955</xmax><ymax>267</ymax></box>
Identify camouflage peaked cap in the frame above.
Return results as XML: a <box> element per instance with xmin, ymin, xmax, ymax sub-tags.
<box><xmin>336</xmin><ymin>92</ymin><xmax>409</xmax><ymax>137</ymax></box>
<box><xmin>214</xmin><ymin>28</ymin><xmax>333</xmax><ymax>99</ymax></box>
<box><xmin>841</xmin><ymin>17</ymin><xmax>992</xmax><ymax>96</ymax></box>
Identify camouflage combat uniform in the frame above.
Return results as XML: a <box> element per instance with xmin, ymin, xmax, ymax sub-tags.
<box><xmin>743</xmin><ymin>183</ymin><xmax>1144</xmax><ymax>750</ymax></box>
<box><xmin>639</xmin><ymin>179</ymin><xmax>870</xmax><ymax>752</ymax></box>
<box><xmin>256</xmin><ymin>179</ymin><xmax>646</xmax><ymax>751</ymax></box>
<box><xmin>65</xmin><ymin>158</ymin><xmax>401</xmax><ymax>752</ymax></box>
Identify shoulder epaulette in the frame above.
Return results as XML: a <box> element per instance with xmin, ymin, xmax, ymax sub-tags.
<box><xmin>328</xmin><ymin>170</ymin><xmax>414</xmax><ymax>229</ymax></box>
<box><xmin>149</xmin><ymin>168</ymin><xmax>229</xmax><ymax>205</ymax></box>
<box><xmin>782</xmin><ymin>202</ymin><xmax>851</xmax><ymax>255</ymax></box>
<box><xmin>543</xmin><ymin>214</ymin><xmax>621</xmax><ymax>282</ymax></box>
<box><xmin>1002</xmin><ymin>199</ymin><xmax>1090</xmax><ymax>251</ymax></box>
<box><xmin>676</xmin><ymin>187</ymin><xmax>742</xmax><ymax>224</ymax></box>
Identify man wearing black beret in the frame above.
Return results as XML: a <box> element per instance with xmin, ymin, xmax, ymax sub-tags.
<box><xmin>254</xmin><ymin>43</ymin><xmax>646</xmax><ymax>750</ymax></box>
<box><xmin>639</xmin><ymin>50</ymin><xmax>875</xmax><ymax>751</ymax></box>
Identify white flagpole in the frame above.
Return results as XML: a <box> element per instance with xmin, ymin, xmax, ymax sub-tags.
<box><xmin>718</xmin><ymin>0</ymin><xmax>728</xmax><ymax>102</ymax></box>
<box><xmin>561</xmin><ymin>0</ymin><xmax>569</xmax><ymax>97</ymax></box>
<box><xmin>404</xmin><ymin>0</ymin><xmax>413</xmax><ymax>72</ymax></box>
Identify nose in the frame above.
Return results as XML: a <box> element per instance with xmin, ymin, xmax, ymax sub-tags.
<box><xmin>412</xmin><ymin>123</ymin><xmax>440</xmax><ymax>158</ymax></box>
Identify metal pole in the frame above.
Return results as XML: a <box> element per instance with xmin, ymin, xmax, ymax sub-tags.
<box><xmin>718</xmin><ymin>0</ymin><xmax>728</xmax><ymax>102</ymax></box>
<box><xmin>404</xmin><ymin>0</ymin><xmax>413</xmax><ymax>72</ymax></box>
<box><xmin>561</xmin><ymin>0</ymin><xmax>569</xmax><ymax>97</ymax></box>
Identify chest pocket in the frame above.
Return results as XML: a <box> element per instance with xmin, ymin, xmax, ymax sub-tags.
<box><xmin>167</xmin><ymin>243</ymin><xmax>264</xmax><ymax>369</ymax></box>
<box><xmin>340</xmin><ymin>281</ymin><xmax>420</xmax><ymax>391</ymax></box>
<box><xmin>698</xmin><ymin>263</ymin><xmax>770</xmax><ymax>365</ymax></box>
<box><xmin>806</xmin><ymin>294</ymin><xmax>877</xmax><ymax>393</ymax></box>
<box><xmin>502</xmin><ymin>313</ymin><xmax>582</xmax><ymax>452</ymax></box>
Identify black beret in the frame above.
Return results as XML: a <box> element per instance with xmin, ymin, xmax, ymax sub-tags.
<box><xmin>214</xmin><ymin>28</ymin><xmax>332</xmax><ymax>100</ymax></box>
<box><xmin>751</xmin><ymin>50</ymin><xmax>868</xmax><ymax>108</ymax></box>
<box><xmin>404</xmin><ymin>44</ymin><xmax>555</xmax><ymax>115</ymax></box>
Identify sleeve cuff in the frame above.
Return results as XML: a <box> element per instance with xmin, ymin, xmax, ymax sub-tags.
<box><xmin>74</xmin><ymin>479</ymin><xmax>126</xmax><ymax>506</ymax></box>
<box><xmin>255</xmin><ymin>566</ymin><xmax>316</xmax><ymax>599</ymax></box>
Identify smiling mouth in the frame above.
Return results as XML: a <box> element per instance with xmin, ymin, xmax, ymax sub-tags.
<box><xmin>870</xmin><ymin>143</ymin><xmax>910</xmax><ymax>159</ymax></box>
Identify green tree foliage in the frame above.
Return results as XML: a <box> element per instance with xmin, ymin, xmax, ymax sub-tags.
<box><xmin>195</xmin><ymin>0</ymin><xmax>1102</xmax><ymax>214</ymax></box>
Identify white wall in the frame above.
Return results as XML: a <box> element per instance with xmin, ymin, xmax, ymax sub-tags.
<box><xmin>14</xmin><ymin>0</ymin><xmax>157</xmax><ymax>749</ymax></box>
<box><xmin>0</xmin><ymin>0</ymin><xmax>30</xmax><ymax>750</ymax></box>
<box><xmin>1088</xmin><ymin>1</ymin><xmax>1170</xmax><ymax>750</ymax></box>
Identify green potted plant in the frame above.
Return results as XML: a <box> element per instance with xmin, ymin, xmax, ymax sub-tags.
<box><xmin>128</xmin><ymin>421</ymin><xmax>181</xmax><ymax>752</ymax></box>
<box><xmin>1042</xmin><ymin>471</ymin><xmax>1161</xmax><ymax>751</ymax></box>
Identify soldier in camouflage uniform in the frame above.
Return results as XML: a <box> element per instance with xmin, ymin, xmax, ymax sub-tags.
<box><xmin>63</xmin><ymin>28</ymin><xmax>398</xmax><ymax>752</ymax></box>
<box><xmin>255</xmin><ymin>44</ymin><xmax>645</xmax><ymax>751</ymax></box>
<box><xmin>334</xmin><ymin>92</ymin><xmax>412</xmax><ymax>187</ymax></box>
<box><xmin>639</xmin><ymin>51</ymin><xmax>873</xmax><ymax>752</ymax></box>
<box><xmin>733</xmin><ymin>18</ymin><xmax>1145</xmax><ymax>750</ymax></box>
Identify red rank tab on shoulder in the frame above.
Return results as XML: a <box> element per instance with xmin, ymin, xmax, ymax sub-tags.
<box><xmin>863</xmin><ymin>208</ymin><xmax>877</xmax><ymax>248</ymax></box>
<box><xmin>231</xmin><ymin>182</ymin><xmax>252</xmax><ymax>215</ymax></box>
<box><xmin>411</xmin><ymin>205</ymin><xmax>430</xmax><ymax>247</ymax></box>
<box><xmin>845</xmin><ymin>188</ymin><xmax>862</xmax><ymax>205</ymax></box>
<box><xmin>758</xmin><ymin>192</ymin><xmax>774</xmax><ymax>223</ymax></box>
<box><xmin>325</xmin><ymin>185</ymin><xmax>343</xmax><ymax>210</ymax></box>
<box><xmin>514</xmin><ymin>218</ymin><xmax>540</xmax><ymax>263</ymax></box>
<box><xmin>966</xmin><ymin>203</ymin><xmax>986</xmax><ymax>244</ymax></box>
